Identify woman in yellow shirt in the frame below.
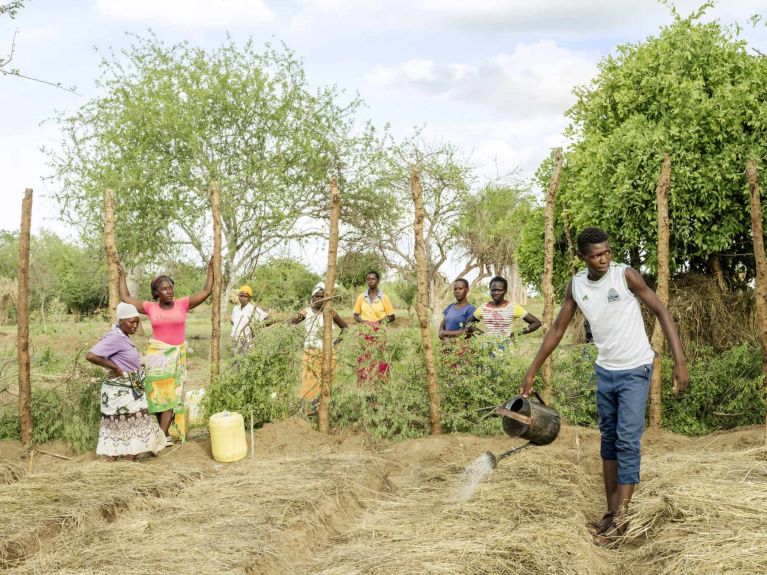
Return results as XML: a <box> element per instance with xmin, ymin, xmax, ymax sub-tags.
<box><xmin>353</xmin><ymin>271</ymin><xmax>395</xmax><ymax>382</ymax></box>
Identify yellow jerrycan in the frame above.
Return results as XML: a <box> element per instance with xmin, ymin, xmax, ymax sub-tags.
<box><xmin>208</xmin><ymin>411</ymin><xmax>247</xmax><ymax>463</ymax></box>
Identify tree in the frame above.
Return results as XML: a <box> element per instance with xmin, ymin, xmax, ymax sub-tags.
<box><xmin>48</xmin><ymin>34</ymin><xmax>363</xmax><ymax>299</ymax></box>
<box><xmin>245</xmin><ymin>258</ymin><xmax>321</xmax><ymax>311</ymax></box>
<box><xmin>346</xmin><ymin>134</ymin><xmax>473</xmax><ymax>318</ymax></box>
<box><xmin>457</xmin><ymin>182</ymin><xmax>536</xmax><ymax>302</ymax></box>
<box><xmin>336</xmin><ymin>251</ymin><xmax>388</xmax><ymax>289</ymax></box>
<box><xmin>562</xmin><ymin>9</ymin><xmax>767</xmax><ymax>283</ymax></box>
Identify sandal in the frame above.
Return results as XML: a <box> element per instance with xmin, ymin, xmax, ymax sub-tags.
<box><xmin>586</xmin><ymin>512</ymin><xmax>614</xmax><ymax>536</ymax></box>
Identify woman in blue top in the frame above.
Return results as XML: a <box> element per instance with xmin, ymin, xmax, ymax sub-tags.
<box><xmin>439</xmin><ymin>279</ymin><xmax>476</xmax><ymax>339</ymax></box>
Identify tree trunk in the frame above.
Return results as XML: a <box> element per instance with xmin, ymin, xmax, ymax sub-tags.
<box><xmin>17</xmin><ymin>189</ymin><xmax>33</xmax><ymax>445</ymax></box>
<box><xmin>541</xmin><ymin>149</ymin><xmax>564</xmax><ymax>404</ymax></box>
<box><xmin>745</xmin><ymin>160</ymin><xmax>767</xmax><ymax>416</ymax></box>
<box><xmin>561</xmin><ymin>202</ymin><xmax>578</xmax><ymax>276</ymax></box>
<box><xmin>507</xmin><ymin>260</ymin><xmax>527</xmax><ymax>305</ymax></box>
<box><xmin>319</xmin><ymin>179</ymin><xmax>341</xmax><ymax>434</ymax></box>
<box><xmin>210</xmin><ymin>181</ymin><xmax>223</xmax><ymax>385</ymax></box>
<box><xmin>412</xmin><ymin>168</ymin><xmax>442</xmax><ymax>435</ymax></box>
<box><xmin>648</xmin><ymin>154</ymin><xmax>671</xmax><ymax>431</ymax></box>
<box><xmin>709</xmin><ymin>254</ymin><xmax>727</xmax><ymax>292</ymax></box>
<box><xmin>104</xmin><ymin>188</ymin><xmax>120</xmax><ymax>323</ymax></box>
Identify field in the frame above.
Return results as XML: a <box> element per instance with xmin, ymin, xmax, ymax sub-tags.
<box><xmin>1</xmin><ymin>304</ymin><xmax>766</xmax><ymax>574</ymax></box>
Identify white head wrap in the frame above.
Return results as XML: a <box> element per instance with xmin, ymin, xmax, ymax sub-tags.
<box><xmin>311</xmin><ymin>282</ymin><xmax>325</xmax><ymax>297</ymax></box>
<box><xmin>116</xmin><ymin>302</ymin><xmax>140</xmax><ymax>320</ymax></box>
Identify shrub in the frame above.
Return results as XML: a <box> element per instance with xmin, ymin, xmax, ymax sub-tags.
<box><xmin>203</xmin><ymin>323</ymin><xmax>304</xmax><ymax>423</ymax></box>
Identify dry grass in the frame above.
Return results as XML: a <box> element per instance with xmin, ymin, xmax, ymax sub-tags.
<box><xmin>0</xmin><ymin>462</ymin><xmax>199</xmax><ymax>567</ymax></box>
<box><xmin>623</xmin><ymin>446</ymin><xmax>767</xmax><ymax>574</ymax></box>
<box><xmin>305</xmin><ymin>452</ymin><xmax>613</xmax><ymax>575</ymax></box>
<box><xmin>0</xmin><ymin>460</ymin><xmax>24</xmax><ymax>485</ymax></box>
<box><xmin>7</xmin><ymin>453</ymin><xmax>388</xmax><ymax>575</ymax></box>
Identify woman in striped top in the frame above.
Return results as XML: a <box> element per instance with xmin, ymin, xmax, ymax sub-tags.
<box><xmin>467</xmin><ymin>276</ymin><xmax>541</xmax><ymax>348</ymax></box>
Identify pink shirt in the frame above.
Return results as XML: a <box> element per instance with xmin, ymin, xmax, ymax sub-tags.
<box><xmin>142</xmin><ymin>297</ymin><xmax>190</xmax><ymax>346</ymax></box>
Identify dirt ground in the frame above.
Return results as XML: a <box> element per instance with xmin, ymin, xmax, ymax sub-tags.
<box><xmin>0</xmin><ymin>419</ymin><xmax>765</xmax><ymax>574</ymax></box>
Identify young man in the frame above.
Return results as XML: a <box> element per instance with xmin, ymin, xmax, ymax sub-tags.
<box><xmin>438</xmin><ymin>278</ymin><xmax>476</xmax><ymax>340</ymax></box>
<box><xmin>520</xmin><ymin>227</ymin><xmax>689</xmax><ymax>544</ymax></box>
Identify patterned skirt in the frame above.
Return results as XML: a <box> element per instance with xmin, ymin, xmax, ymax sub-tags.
<box><xmin>96</xmin><ymin>409</ymin><xmax>166</xmax><ymax>457</ymax></box>
<box><xmin>96</xmin><ymin>375</ymin><xmax>165</xmax><ymax>457</ymax></box>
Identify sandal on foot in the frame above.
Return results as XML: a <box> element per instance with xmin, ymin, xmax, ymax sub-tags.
<box><xmin>586</xmin><ymin>512</ymin><xmax>615</xmax><ymax>536</ymax></box>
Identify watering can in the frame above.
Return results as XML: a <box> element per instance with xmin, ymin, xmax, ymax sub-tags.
<box><xmin>485</xmin><ymin>392</ymin><xmax>561</xmax><ymax>468</ymax></box>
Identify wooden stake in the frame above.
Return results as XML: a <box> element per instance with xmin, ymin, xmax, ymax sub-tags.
<box><xmin>319</xmin><ymin>178</ymin><xmax>341</xmax><ymax>434</ymax></box>
<box><xmin>541</xmin><ymin>149</ymin><xmax>564</xmax><ymax>404</ymax></box>
<box><xmin>209</xmin><ymin>181</ymin><xmax>222</xmax><ymax>384</ymax></box>
<box><xmin>648</xmin><ymin>154</ymin><xmax>671</xmax><ymax>431</ymax></box>
<box><xmin>746</xmin><ymin>160</ymin><xmax>767</xmax><ymax>433</ymax></box>
<box><xmin>412</xmin><ymin>168</ymin><xmax>442</xmax><ymax>435</ymax></box>
<box><xmin>250</xmin><ymin>410</ymin><xmax>255</xmax><ymax>459</ymax></box>
<box><xmin>104</xmin><ymin>188</ymin><xmax>119</xmax><ymax>323</ymax></box>
<box><xmin>18</xmin><ymin>189</ymin><xmax>33</xmax><ymax>445</ymax></box>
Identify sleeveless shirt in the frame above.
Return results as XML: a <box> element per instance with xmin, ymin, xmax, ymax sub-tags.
<box><xmin>571</xmin><ymin>263</ymin><xmax>654</xmax><ymax>370</ymax></box>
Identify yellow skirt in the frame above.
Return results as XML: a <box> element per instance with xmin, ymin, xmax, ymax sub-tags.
<box><xmin>300</xmin><ymin>348</ymin><xmax>335</xmax><ymax>401</ymax></box>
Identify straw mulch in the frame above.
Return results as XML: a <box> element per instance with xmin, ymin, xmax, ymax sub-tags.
<box><xmin>7</xmin><ymin>453</ymin><xmax>388</xmax><ymax>575</ymax></box>
<box><xmin>0</xmin><ymin>460</ymin><xmax>24</xmax><ymax>485</ymax></box>
<box><xmin>305</xmin><ymin>452</ymin><xmax>613</xmax><ymax>575</ymax></box>
<box><xmin>623</xmin><ymin>445</ymin><xmax>767</xmax><ymax>574</ymax></box>
<box><xmin>0</xmin><ymin>462</ymin><xmax>199</xmax><ymax>568</ymax></box>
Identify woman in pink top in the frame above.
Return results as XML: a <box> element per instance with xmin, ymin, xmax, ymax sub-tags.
<box><xmin>117</xmin><ymin>260</ymin><xmax>213</xmax><ymax>444</ymax></box>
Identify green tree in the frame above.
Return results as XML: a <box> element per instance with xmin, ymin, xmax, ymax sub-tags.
<box><xmin>336</xmin><ymin>251</ymin><xmax>387</xmax><ymax>289</ymax></box>
<box><xmin>562</xmin><ymin>9</ymin><xmax>767</xmax><ymax>284</ymax></box>
<box><xmin>245</xmin><ymin>258</ymin><xmax>321</xmax><ymax>311</ymax></box>
<box><xmin>48</xmin><ymin>34</ymin><xmax>364</xmax><ymax>299</ymax></box>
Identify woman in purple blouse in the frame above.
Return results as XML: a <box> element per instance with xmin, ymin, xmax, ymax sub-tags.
<box><xmin>86</xmin><ymin>302</ymin><xmax>165</xmax><ymax>461</ymax></box>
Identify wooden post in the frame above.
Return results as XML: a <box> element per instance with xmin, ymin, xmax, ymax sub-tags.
<box><xmin>209</xmin><ymin>181</ymin><xmax>222</xmax><ymax>384</ymax></box>
<box><xmin>104</xmin><ymin>188</ymin><xmax>120</xmax><ymax>323</ymax></box>
<box><xmin>561</xmin><ymin>201</ymin><xmax>578</xmax><ymax>276</ymax></box>
<box><xmin>412</xmin><ymin>167</ymin><xmax>442</xmax><ymax>435</ymax></box>
<box><xmin>319</xmin><ymin>178</ymin><xmax>341</xmax><ymax>434</ymax></box>
<box><xmin>540</xmin><ymin>149</ymin><xmax>564</xmax><ymax>404</ymax></box>
<box><xmin>17</xmin><ymin>189</ymin><xmax>33</xmax><ymax>445</ymax></box>
<box><xmin>648</xmin><ymin>154</ymin><xmax>672</xmax><ymax>431</ymax></box>
<box><xmin>746</xmin><ymin>160</ymin><xmax>767</xmax><ymax>429</ymax></box>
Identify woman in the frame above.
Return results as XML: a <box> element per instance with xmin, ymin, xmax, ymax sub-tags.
<box><xmin>352</xmin><ymin>270</ymin><xmax>395</xmax><ymax>383</ymax></box>
<box><xmin>438</xmin><ymin>278</ymin><xmax>476</xmax><ymax>340</ymax></box>
<box><xmin>467</xmin><ymin>275</ymin><xmax>541</xmax><ymax>354</ymax></box>
<box><xmin>117</xmin><ymin>260</ymin><xmax>213</xmax><ymax>445</ymax></box>
<box><xmin>86</xmin><ymin>302</ymin><xmax>166</xmax><ymax>461</ymax></box>
<box><xmin>231</xmin><ymin>285</ymin><xmax>268</xmax><ymax>354</ymax></box>
<box><xmin>290</xmin><ymin>283</ymin><xmax>348</xmax><ymax>410</ymax></box>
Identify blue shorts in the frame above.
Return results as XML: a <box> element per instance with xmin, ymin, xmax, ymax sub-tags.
<box><xmin>595</xmin><ymin>363</ymin><xmax>652</xmax><ymax>485</ymax></box>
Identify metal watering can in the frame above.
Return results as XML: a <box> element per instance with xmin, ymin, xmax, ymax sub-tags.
<box><xmin>486</xmin><ymin>391</ymin><xmax>561</xmax><ymax>468</ymax></box>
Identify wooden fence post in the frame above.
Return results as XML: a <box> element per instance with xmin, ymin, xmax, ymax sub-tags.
<box><xmin>210</xmin><ymin>181</ymin><xmax>222</xmax><ymax>384</ymax></box>
<box><xmin>541</xmin><ymin>149</ymin><xmax>564</xmax><ymax>404</ymax></box>
<box><xmin>319</xmin><ymin>178</ymin><xmax>341</xmax><ymax>434</ymax></box>
<box><xmin>17</xmin><ymin>189</ymin><xmax>33</xmax><ymax>444</ymax></box>
<box><xmin>746</xmin><ymin>160</ymin><xmax>767</xmax><ymax>433</ymax></box>
<box><xmin>104</xmin><ymin>188</ymin><xmax>119</xmax><ymax>323</ymax></box>
<box><xmin>412</xmin><ymin>167</ymin><xmax>442</xmax><ymax>435</ymax></box>
<box><xmin>648</xmin><ymin>154</ymin><xmax>671</xmax><ymax>431</ymax></box>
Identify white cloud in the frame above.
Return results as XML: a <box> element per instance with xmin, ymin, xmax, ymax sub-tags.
<box><xmin>96</xmin><ymin>0</ymin><xmax>275</xmax><ymax>29</ymax></box>
<box><xmin>365</xmin><ymin>41</ymin><xmax>599</xmax><ymax>119</ymax></box>
<box><xmin>290</xmin><ymin>0</ymin><xmax>666</xmax><ymax>35</ymax></box>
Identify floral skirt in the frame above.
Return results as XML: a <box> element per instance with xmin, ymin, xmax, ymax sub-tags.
<box><xmin>96</xmin><ymin>409</ymin><xmax>166</xmax><ymax>457</ymax></box>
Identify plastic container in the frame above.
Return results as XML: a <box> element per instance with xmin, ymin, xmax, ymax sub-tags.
<box><xmin>208</xmin><ymin>411</ymin><xmax>248</xmax><ymax>463</ymax></box>
<box><xmin>185</xmin><ymin>388</ymin><xmax>206</xmax><ymax>427</ymax></box>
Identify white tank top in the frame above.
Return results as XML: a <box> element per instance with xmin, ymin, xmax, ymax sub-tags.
<box><xmin>571</xmin><ymin>263</ymin><xmax>654</xmax><ymax>370</ymax></box>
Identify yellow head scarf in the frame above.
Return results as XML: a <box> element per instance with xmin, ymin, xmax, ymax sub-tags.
<box><xmin>238</xmin><ymin>285</ymin><xmax>253</xmax><ymax>297</ymax></box>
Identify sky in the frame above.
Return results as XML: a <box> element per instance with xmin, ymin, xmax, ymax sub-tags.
<box><xmin>0</xmin><ymin>0</ymin><xmax>765</xmax><ymax>272</ymax></box>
